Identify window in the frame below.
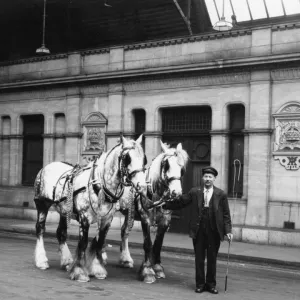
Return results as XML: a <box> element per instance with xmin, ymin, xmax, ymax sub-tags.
<box><xmin>22</xmin><ymin>115</ymin><xmax>44</xmax><ymax>186</ymax></box>
<box><xmin>133</xmin><ymin>109</ymin><xmax>146</xmax><ymax>148</ymax></box>
<box><xmin>227</xmin><ymin>105</ymin><xmax>245</xmax><ymax>198</ymax></box>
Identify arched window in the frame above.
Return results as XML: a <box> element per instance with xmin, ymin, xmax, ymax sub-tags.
<box><xmin>227</xmin><ymin>104</ymin><xmax>245</xmax><ymax>198</ymax></box>
<box><xmin>133</xmin><ymin>109</ymin><xmax>146</xmax><ymax>148</ymax></box>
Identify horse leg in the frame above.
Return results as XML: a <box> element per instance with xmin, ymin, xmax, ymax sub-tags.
<box><xmin>152</xmin><ymin>224</ymin><xmax>169</xmax><ymax>279</ymax></box>
<box><xmin>119</xmin><ymin>213</ymin><xmax>134</xmax><ymax>268</ymax></box>
<box><xmin>138</xmin><ymin>218</ymin><xmax>156</xmax><ymax>284</ymax></box>
<box><xmin>56</xmin><ymin>215</ymin><xmax>73</xmax><ymax>271</ymax></box>
<box><xmin>34</xmin><ymin>198</ymin><xmax>52</xmax><ymax>270</ymax></box>
<box><xmin>88</xmin><ymin>222</ymin><xmax>112</xmax><ymax>279</ymax></box>
<box><xmin>69</xmin><ymin>216</ymin><xmax>90</xmax><ymax>282</ymax></box>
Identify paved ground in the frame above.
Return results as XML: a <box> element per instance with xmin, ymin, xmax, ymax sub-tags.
<box><xmin>0</xmin><ymin>217</ymin><xmax>300</xmax><ymax>268</ymax></box>
<box><xmin>0</xmin><ymin>232</ymin><xmax>300</xmax><ymax>300</ymax></box>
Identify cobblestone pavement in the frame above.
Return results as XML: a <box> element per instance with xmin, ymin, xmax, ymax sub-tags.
<box><xmin>0</xmin><ymin>232</ymin><xmax>300</xmax><ymax>300</ymax></box>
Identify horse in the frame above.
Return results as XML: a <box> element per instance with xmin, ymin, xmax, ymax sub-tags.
<box><xmin>103</xmin><ymin>141</ymin><xmax>189</xmax><ymax>284</ymax></box>
<box><xmin>33</xmin><ymin>135</ymin><xmax>150</xmax><ymax>282</ymax></box>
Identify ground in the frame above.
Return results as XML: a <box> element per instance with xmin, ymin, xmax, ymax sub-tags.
<box><xmin>0</xmin><ymin>232</ymin><xmax>299</xmax><ymax>300</ymax></box>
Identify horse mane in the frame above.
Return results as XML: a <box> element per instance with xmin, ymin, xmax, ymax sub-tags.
<box><xmin>148</xmin><ymin>146</ymin><xmax>189</xmax><ymax>192</ymax></box>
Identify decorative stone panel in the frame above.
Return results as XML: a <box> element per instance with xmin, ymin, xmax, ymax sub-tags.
<box><xmin>273</xmin><ymin>102</ymin><xmax>300</xmax><ymax>170</ymax></box>
<box><xmin>81</xmin><ymin>112</ymin><xmax>107</xmax><ymax>163</ymax></box>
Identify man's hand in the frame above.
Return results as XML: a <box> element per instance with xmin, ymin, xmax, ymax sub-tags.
<box><xmin>226</xmin><ymin>233</ymin><xmax>233</xmax><ymax>243</ymax></box>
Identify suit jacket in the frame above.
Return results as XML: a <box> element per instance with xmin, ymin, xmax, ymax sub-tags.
<box><xmin>164</xmin><ymin>186</ymin><xmax>232</xmax><ymax>241</ymax></box>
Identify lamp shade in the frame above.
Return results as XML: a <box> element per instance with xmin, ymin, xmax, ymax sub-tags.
<box><xmin>36</xmin><ymin>45</ymin><xmax>50</xmax><ymax>55</ymax></box>
<box><xmin>213</xmin><ymin>16</ymin><xmax>233</xmax><ymax>31</ymax></box>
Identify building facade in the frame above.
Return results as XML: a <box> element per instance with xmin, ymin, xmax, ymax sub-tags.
<box><xmin>1</xmin><ymin>22</ymin><xmax>300</xmax><ymax>246</ymax></box>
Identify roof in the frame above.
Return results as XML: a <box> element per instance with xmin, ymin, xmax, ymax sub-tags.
<box><xmin>0</xmin><ymin>0</ymin><xmax>299</xmax><ymax>63</ymax></box>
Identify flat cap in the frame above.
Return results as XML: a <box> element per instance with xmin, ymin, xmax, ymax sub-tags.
<box><xmin>202</xmin><ymin>166</ymin><xmax>218</xmax><ymax>177</ymax></box>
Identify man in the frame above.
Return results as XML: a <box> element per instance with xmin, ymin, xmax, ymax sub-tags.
<box><xmin>163</xmin><ymin>166</ymin><xmax>233</xmax><ymax>294</ymax></box>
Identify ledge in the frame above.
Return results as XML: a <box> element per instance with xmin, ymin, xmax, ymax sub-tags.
<box><xmin>1</xmin><ymin>52</ymin><xmax>300</xmax><ymax>91</ymax></box>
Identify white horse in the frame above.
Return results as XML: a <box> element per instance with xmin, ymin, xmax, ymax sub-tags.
<box><xmin>33</xmin><ymin>135</ymin><xmax>149</xmax><ymax>282</ymax></box>
<box><xmin>103</xmin><ymin>141</ymin><xmax>189</xmax><ymax>283</ymax></box>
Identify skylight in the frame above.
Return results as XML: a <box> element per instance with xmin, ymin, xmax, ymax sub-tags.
<box><xmin>205</xmin><ymin>0</ymin><xmax>300</xmax><ymax>25</ymax></box>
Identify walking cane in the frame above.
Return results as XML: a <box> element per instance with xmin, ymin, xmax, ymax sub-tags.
<box><xmin>224</xmin><ymin>158</ymin><xmax>240</xmax><ymax>293</ymax></box>
<box><xmin>224</xmin><ymin>238</ymin><xmax>231</xmax><ymax>293</ymax></box>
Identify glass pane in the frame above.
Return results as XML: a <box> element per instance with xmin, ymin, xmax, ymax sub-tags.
<box><xmin>265</xmin><ymin>0</ymin><xmax>284</xmax><ymax>17</ymax></box>
<box><xmin>205</xmin><ymin>0</ymin><xmax>219</xmax><ymax>25</ymax></box>
<box><xmin>248</xmin><ymin>0</ymin><xmax>267</xmax><ymax>19</ymax></box>
<box><xmin>231</xmin><ymin>0</ymin><xmax>251</xmax><ymax>21</ymax></box>
<box><xmin>283</xmin><ymin>0</ymin><xmax>300</xmax><ymax>15</ymax></box>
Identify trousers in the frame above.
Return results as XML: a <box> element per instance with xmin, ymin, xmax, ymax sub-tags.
<box><xmin>192</xmin><ymin>207</ymin><xmax>220</xmax><ymax>288</ymax></box>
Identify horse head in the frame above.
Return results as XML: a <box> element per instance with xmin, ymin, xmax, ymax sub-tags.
<box><xmin>118</xmin><ymin>134</ymin><xmax>147</xmax><ymax>196</ymax></box>
<box><xmin>149</xmin><ymin>141</ymin><xmax>189</xmax><ymax>200</ymax></box>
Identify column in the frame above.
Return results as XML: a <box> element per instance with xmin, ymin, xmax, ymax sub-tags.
<box><xmin>9</xmin><ymin>115</ymin><xmax>19</xmax><ymax>185</ymax></box>
<box><xmin>106</xmin><ymin>83</ymin><xmax>124</xmax><ymax>149</ymax></box>
<box><xmin>65</xmin><ymin>90</ymin><xmax>81</xmax><ymax>163</ymax></box>
<box><xmin>67</xmin><ymin>52</ymin><xmax>82</xmax><ymax>76</ymax></box>
<box><xmin>245</xmin><ymin>70</ymin><xmax>272</xmax><ymax>227</ymax></box>
<box><xmin>43</xmin><ymin>115</ymin><xmax>55</xmax><ymax>166</ymax></box>
<box><xmin>1</xmin><ymin>117</ymin><xmax>10</xmax><ymax>185</ymax></box>
<box><xmin>210</xmin><ymin>131</ymin><xmax>229</xmax><ymax>191</ymax></box>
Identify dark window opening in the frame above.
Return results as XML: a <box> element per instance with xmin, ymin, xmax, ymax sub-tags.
<box><xmin>228</xmin><ymin>105</ymin><xmax>245</xmax><ymax>198</ymax></box>
<box><xmin>22</xmin><ymin>115</ymin><xmax>44</xmax><ymax>186</ymax></box>
<box><xmin>133</xmin><ymin>109</ymin><xmax>146</xmax><ymax>148</ymax></box>
<box><xmin>162</xmin><ymin>106</ymin><xmax>211</xmax><ymax>134</ymax></box>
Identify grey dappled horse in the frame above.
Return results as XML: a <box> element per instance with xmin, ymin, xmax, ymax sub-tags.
<box><xmin>33</xmin><ymin>135</ymin><xmax>150</xmax><ymax>282</ymax></box>
<box><xmin>103</xmin><ymin>141</ymin><xmax>189</xmax><ymax>283</ymax></box>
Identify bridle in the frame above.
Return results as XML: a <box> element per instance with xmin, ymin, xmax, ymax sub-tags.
<box><xmin>159</xmin><ymin>153</ymin><xmax>183</xmax><ymax>196</ymax></box>
<box><xmin>99</xmin><ymin>143</ymin><xmax>146</xmax><ymax>203</ymax></box>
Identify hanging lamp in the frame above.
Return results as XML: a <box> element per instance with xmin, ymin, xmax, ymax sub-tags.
<box><xmin>213</xmin><ymin>0</ymin><xmax>233</xmax><ymax>31</ymax></box>
<box><xmin>36</xmin><ymin>0</ymin><xmax>50</xmax><ymax>54</ymax></box>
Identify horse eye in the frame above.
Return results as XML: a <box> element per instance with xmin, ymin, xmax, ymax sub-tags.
<box><xmin>163</xmin><ymin>159</ymin><xmax>170</xmax><ymax>172</ymax></box>
<box><xmin>143</xmin><ymin>155</ymin><xmax>148</xmax><ymax>166</ymax></box>
<box><xmin>124</xmin><ymin>153</ymin><xmax>131</xmax><ymax>166</ymax></box>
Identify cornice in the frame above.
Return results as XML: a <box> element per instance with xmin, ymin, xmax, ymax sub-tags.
<box><xmin>242</xmin><ymin>129</ymin><xmax>273</xmax><ymax>135</ymax></box>
<box><xmin>0</xmin><ymin>53</ymin><xmax>68</xmax><ymax>67</ymax></box>
<box><xmin>272</xmin><ymin>23</ymin><xmax>300</xmax><ymax>32</ymax></box>
<box><xmin>210</xmin><ymin>130</ymin><xmax>230</xmax><ymax>136</ymax></box>
<box><xmin>271</xmin><ymin>68</ymin><xmax>300</xmax><ymax>81</ymax></box>
<box><xmin>124</xmin><ymin>30</ymin><xmax>252</xmax><ymax>51</ymax></box>
<box><xmin>0</xmin><ymin>134</ymin><xmax>23</xmax><ymax>140</ymax></box>
<box><xmin>1</xmin><ymin>52</ymin><xmax>300</xmax><ymax>92</ymax></box>
<box><xmin>81</xmin><ymin>48</ymin><xmax>110</xmax><ymax>56</ymax></box>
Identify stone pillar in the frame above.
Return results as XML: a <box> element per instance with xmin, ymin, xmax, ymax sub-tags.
<box><xmin>67</xmin><ymin>52</ymin><xmax>82</xmax><ymax>76</ymax></box>
<box><xmin>1</xmin><ymin>117</ymin><xmax>10</xmax><ymax>185</ymax></box>
<box><xmin>65</xmin><ymin>90</ymin><xmax>81</xmax><ymax>163</ymax></box>
<box><xmin>43</xmin><ymin>115</ymin><xmax>55</xmax><ymax>166</ymax></box>
<box><xmin>210</xmin><ymin>131</ymin><xmax>229</xmax><ymax>191</ymax></box>
<box><xmin>144</xmin><ymin>132</ymin><xmax>163</xmax><ymax>163</ymax></box>
<box><xmin>109</xmin><ymin>47</ymin><xmax>124</xmax><ymax>71</ymax></box>
<box><xmin>9</xmin><ymin>115</ymin><xmax>19</xmax><ymax>186</ymax></box>
<box><xmin>106</xmin><ymin>83</ymin><xmax>124</xmax><ymax>149</ymax></box>
<box><xmin>245</xmin><ymin>70</ymin><xmax>272</xmax><ymax>227</ymax></box>
<box><xmin>251</xmin><ymin>28</ymin><xmax>271</xmax><ymax>56</ymax></box>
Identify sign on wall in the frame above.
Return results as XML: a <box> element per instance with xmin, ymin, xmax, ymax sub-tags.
<box><xmin>81</xmin><ymin>112</ymin><xmax>107</xmax><ymax>163</ymax></box>
<box><xmin>273</xmin><ymin>102</ymin><xmax>300</xmax><ymax>170</ymax></box>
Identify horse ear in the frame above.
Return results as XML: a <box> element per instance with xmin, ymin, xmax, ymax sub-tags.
<box><xmin>177</xmin><ymin>143</ymin><xmax>182</xmax><ymax>151</ymax></box>
<box><xmin>121</xmin><ymin>136</ymin><xmax>130</xmax><ymax>147</ymax></box>
<box><xmin>136</xmin><ymin>134</ymin><xmax>143</xmax><ymax>144</ymax></box>
<box><xmin>160</xmin><ymin>140</ymin><xmax>169</xmax><ymax>153</ymax></box>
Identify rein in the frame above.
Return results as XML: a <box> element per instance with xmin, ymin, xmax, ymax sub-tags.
<box><xmin>100</xmin><ymin>143</ymin><xmax>145</xmax><ymax>203</ymax></box>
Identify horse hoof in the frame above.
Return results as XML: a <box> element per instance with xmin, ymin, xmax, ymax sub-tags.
<box><xmin>76</xmin><ymin>275</ymin><xmax>90</xmax><ymax>283</ymax></box>
<box><xmin>37</xmin><ymin>262</ymin><xmax>49</xmax><ymax>270</ymax></box>
<box><xmin>94</xmin><ymin>273</ymin><xmax>107</xmax><ymax>280</ymax></box>
<box><xmin>155</xmin><ymin>271</ymin><xmax>166</xmax><ymax>279</ymax></box>
<box><xmin>144</xmin><ymin>275</ymin><xmax>156</xmax><ymax>284</ymax></box>
<box><xmin>120</xmin><ymin>261</ymin><xmax>134</xmax><ymax>268</ymax></box>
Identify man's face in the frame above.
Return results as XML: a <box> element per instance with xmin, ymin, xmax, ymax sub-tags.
<box><xmin>203</xmin><ymin>173</ymin><xmax>216</xmax><ymax>188</ymax></box>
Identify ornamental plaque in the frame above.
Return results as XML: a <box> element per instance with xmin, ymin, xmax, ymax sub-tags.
<box><xmin>273</xmin><ymin>102</ymin><xmax>300</xmax><ymax>170</ymax></box>
<box><xmin>81</xmin><ymin>112</ymin><xmax>107</xmax><ymax>164</ymax></box>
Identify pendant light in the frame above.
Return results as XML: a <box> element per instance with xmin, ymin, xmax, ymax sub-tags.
<box><xmin>213</xmin><ymin>0</ymin><xmax>233</xmax><ymax>31</ymax></box>
<box><xmin>36</xmin><ymin>0</ymin><xmax>50</xmax><ymax>54</ymax></box>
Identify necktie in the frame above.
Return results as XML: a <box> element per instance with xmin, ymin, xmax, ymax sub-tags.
<box><xmin>204</xmin><ymin>189</ymin><xmax>209</xmax><ymax>207</ymax></box>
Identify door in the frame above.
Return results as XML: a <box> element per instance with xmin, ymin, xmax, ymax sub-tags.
<box><xmin>161</xmin><ymin>106</ymin><xmax>211</xmax><ymax>233</ymax></box>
